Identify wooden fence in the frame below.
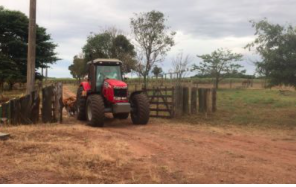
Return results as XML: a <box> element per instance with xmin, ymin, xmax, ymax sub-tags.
<box><xmin>0</xmin><ymin>83</ymin><xmax>63</xmax><ymax>125</ymax></box>
<box><xmin>42</xmin><ymin>83</ymin><xmax>63</xmax><ymax>123</ymax></box>
<box><xmin>135</xmin><ymin>85</ymin><xmax>216</xmax><ymax>118</ymax></box>
<box><xmin>0</xmin><ymin>90</ymin><xmax>40</xmax><ymax>125</ymax></box>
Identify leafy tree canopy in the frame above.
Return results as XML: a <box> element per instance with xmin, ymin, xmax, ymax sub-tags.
<box><xmin>246</xmin><ymin>19</ymin><xmax>296</xmax><ymax>88</ymax></box>
<box><xmin>0</xmin><ymin>6</ymin><xmax>59</xmax><ymax>86</ymax></box>
<box><xmin>193</xmin><ymin>48</ymin><xmax>245</xmax><ymax>89</ymax></box>
<box><xmin>152</xmin><ymin>65</ymin><xmax>163</xmax><ymax>77</ymax></box>
<box><xmin>130</xmin><ymin>10</ymin><xmax>175</xmax><ymax>88</ymax></box>
<box><xmin>82</xmin><ymin>29</ymin><xmax>136</xmax><ymax>74</ymax></box>
<box><xmin>68</xmin><ymin>55</ymin><xmax>86</xmax><ymax>82</ymax></box>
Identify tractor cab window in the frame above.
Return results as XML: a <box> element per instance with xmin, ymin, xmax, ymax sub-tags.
<box><xmin>96</xmin><ymin>65</ymin><xmax>122</xmax><ymax>90</ymax></box>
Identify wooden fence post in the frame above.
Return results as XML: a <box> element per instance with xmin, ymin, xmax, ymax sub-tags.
<box><xmin>212</xmin><ymin>89</ymin><xmax>217</xmax><ymax>112</ymax></box>
<box><xmin>183</xmin><ymin>87</ymin><xmax>189</xmax><ymax>115</ymax></box>
<box><xmin>42</xmin><ymin>86</ymin><xmax>54</xmax><ymax>123</ymax></box>
<box><xmin>206</xmin><ymin>89</ymin><xmax>213</xmax><ymax>113</ymax></box>
<box><xmin>54</xmin><ymin>83</ymin><xmax>63</xmax><ymax>123</ymax></box>
<box><xmin>191</xmin><ymin>87</ymin><xmax>197</xmax><ymax>115</ymax></box>
<box><xmin>174</xmin><ymin>86</ymin><xmax>183</xmax><ymax>117</ymax></box>
<box><xmin>198</xmin><ymin>89</ymin><xmax>206</xmax><ymax>113</ymax></box>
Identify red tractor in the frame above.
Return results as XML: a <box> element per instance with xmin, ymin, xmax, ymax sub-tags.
<box><xmin>76</xmin><ymin>58</ymin><xmax>150</xmax><ymax>127</ymax></box>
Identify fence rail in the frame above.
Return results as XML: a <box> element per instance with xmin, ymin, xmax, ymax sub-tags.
<box><xmin>132</xmin><ymin>85</ymin><xmax>217</xmax><ymax>119</ymax></box>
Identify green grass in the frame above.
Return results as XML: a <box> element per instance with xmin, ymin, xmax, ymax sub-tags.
<box><xmin>182</xmin><ymin>89</ymin><xmax>296</xmax><ymax>128</ymax></box>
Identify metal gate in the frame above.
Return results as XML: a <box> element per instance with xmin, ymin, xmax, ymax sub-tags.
<box><xmin>144</xmin><ymin>87</ymin><xmax>174</xmax><ymax>118</ymax></box>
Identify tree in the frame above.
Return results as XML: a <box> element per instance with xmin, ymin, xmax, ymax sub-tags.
<box><xmin>68</xmin><ymin>55</ymin><xmax>86</xmax><ymax>83</ymax></box>
<box><xmin>172</xmin><ymin>52</ymin><xmax>193</xmax><ymax>80</ymax></box>
<box><xmin>152</xmin><ymin>66</ymin><xmax>163</xmax><ymax>78</ymax></box>
<box><xmin>0</xmin><ymin>6</ymin><xmax>59</xmax><ymax>89</ymax></box>
<box><xmin>193</xmin><ymin>49</ymin><xmax>244</xmax><ymax>89</ymax></box>
<box><xmin>130</xmin><ymin>10</ymin><xmax>175</xmax><ymax>88</ymax></box>
<box><xmin>246</xmin><ymin>19</ymin><xmax>296</xmax><ymax>88</ymax></box>
<box><xmin>82</xmin><ymin>29</ymin><xmax>136</xmax><ymax>74</ymax></box>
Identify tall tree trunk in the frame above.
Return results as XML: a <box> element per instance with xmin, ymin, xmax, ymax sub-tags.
<box><xmin>143</xmin><ymin>75</ymin><xmax>147</xmax><ymax>90</ymax></box>
<box><xmin>215</xmin><ymin>77</ymin><xmax>219</xmax><ymax>89</ymax></box>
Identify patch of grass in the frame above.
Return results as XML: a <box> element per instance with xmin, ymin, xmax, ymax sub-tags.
<box><xmin>181</xmin><ymin>89</ymin><xmax>296</xmax><ymax>128</ymax></box>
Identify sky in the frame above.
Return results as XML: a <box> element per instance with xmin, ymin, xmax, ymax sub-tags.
<box><xmin>1</xmin><ymin>0</ymin><xmax>296</xmax><ymax>78</ymax></box>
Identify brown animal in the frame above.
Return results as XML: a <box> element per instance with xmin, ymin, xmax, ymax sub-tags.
<box><xmin>63</xmin><ymin>96</ymin><xmax>77</xmax><ymax>116</ymax></box>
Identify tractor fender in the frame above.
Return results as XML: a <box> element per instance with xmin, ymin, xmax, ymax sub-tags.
<box><xmin>80</xmin><ymin>81</ymin><xmax>91</xmax><ymax>91</ymax></box>
<box><xmin>129</xmin><ymin>91</ymin><xmax>144</xmax><ymax>100</ymax></box>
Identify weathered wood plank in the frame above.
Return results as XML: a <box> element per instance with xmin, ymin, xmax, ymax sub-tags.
<box><xmin>183</xmin><ymin>87</ymin><xmax>189</xmax><ymax>115</ymax></box>
<box><xmin>191</xmin><ymin>87</ymin><xmax>197</xmax><ymax>115</ymax></box>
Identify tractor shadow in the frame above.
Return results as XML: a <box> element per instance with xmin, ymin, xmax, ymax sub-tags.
<box><xmin>63</xmin><ymin>111</ymin><xmax>143</xmax><ymax>129</ymax></box>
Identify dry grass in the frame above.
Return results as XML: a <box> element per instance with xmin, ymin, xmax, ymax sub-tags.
<box><xmin>0</xmin><ymin>122</ymin><xmax>174</xmax><ymax>184</ymax></box>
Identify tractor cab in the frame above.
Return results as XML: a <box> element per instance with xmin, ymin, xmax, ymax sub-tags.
<box><xmin>76</xmin><ymin>58</ymin><xmax>150</xmax><ymax>127</ymax></box>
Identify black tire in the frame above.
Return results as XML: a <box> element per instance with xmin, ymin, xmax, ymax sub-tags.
<box><xmin>130</xmin><ymin>93</ymin><xmax>150</xmax><ymax>125</ymax></box>
<box><xmin>76</xmin><ymin>86</ymin><xmax>86</xmax><ymax>120</ymax></box>
<box><xmin>113</xmin><ymin>113</ymin><xmax>129</xmax><ymax>120</ymax></box>
<box><xmin>86</xmin><ymin>95</ymin><xmax>105</xmax><ymax>127</ymax></box>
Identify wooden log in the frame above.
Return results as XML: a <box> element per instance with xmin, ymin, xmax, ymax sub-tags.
<box><xmin>206</xmin><ymin>89</ymin><xmax>213</xmax><ymax>113</ymax></box>
<box><xmin>15</xmin><ymin>98</ymin><xmax>21</xmax><ymax>124</ymax></box>
<box><xmin>212</xmin><ymin>89</ymin><xmax>217</xmax><ymax>112</ymax></box>
<box><xmin>174</xmin><ymin>86</ymin><xmax>183</xmax><ymax>117</ymax></box>
<box><xmin>42</xmin><ymin>86</ymin><xmax>54</xmax><ymax>123</ymax></box>
<box><xmin>10</xmin><ymin>99</ymin><xmax>16</xmax><ymax>125</ymax></box>
<box><xmin>171</xmin><ymin>87</ymin><xmax>175</xmax><ymax>118</ymax></box>
<box><xmin>183</xmin><ymin>87</ymin><xmax>189</xmax><ymax>115</ymax></box>
<box><xmin>20</xmin><ymin>95</ymin><xmax>32</xmax><ymax>124</ymax></box>
<box><xmin>58</xmin><ymin>83</ymin><xmax>63</xmax><ymax>123</ymax></box>
<box><xmin>30</xmin><ymin>91</ymin><xmax>40</xmax><ymax>124</ymax></box>
<box><xmin>198</xmin><ymin>88</ymin><xmax>208</xmax><ymax>113</ymax></box>
<box><xmin>191</xmin><ymin>87</ymin><xmax>197</xmax><ymax>115</ymax></box>
<box><xmin>198</xmin><ymin>89</ymin><xmax>203</xmax><ymax>112</ymax></box>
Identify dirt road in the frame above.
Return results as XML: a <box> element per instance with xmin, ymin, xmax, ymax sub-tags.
<box><xmin>0</xmin><ymin>87</ymin><xmax>295</xmax><ymax>183</ymax></box>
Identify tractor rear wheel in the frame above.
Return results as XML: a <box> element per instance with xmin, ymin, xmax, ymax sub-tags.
<box><xmin>76</xmin><ymin>86</ymin><xmax>86</xmax><ymax>120</ymax></box>
<box><xmin>131</xmin><ymin>93</ymin><xmax>150</xmax><ymax>125</ymax></box>
<box><xmin>86</xmin><ymin>95</ymin><xmax>105</xmax><ymax>127</ymax></box>
<box><xmin>113</xmin><ymin>113</ymin><xmax>129</xmax><ymax>120</ymax></box>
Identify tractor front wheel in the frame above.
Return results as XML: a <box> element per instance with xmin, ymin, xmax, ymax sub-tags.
<box><xmin>76</xmin><ymin>86</ymin><xmax>86</xmax><ymax>121</ymax></box>
<box><xmin>130</xmin><ymin>93</ymin><xmax>150</xmax><ymax>125</ymax></box>
<box><xmin>86</xmin><ymin>95</ymin><xmax>105</xmax><ymax>127</ymax></box>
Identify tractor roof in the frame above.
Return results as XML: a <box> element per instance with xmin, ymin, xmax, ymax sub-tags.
<box><xmin>87</xmin><ymin>58</ymin><xmax>122</xmax><ymax>66</ymax></box>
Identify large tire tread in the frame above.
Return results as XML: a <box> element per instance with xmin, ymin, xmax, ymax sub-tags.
<box><xmin>87</xmin><ymin>95</ymin><xmax>105</xmax><ymax>127</ymax></box>
<box><xmin>131</xmin><ymin>93</ymin><xmax>150</xmax><ymax>125</ymax></box>
<box><xmin>76</xmin><ymin>86</ymin><xmax>86</xmax><ymax>120</ymax></box>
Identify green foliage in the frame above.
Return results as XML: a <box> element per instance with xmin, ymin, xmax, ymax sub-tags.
<box><xmin>130</xmin><ymin>10</ymin><xmax>175</xmax><ymax>88</ymax></box>
<box><xmin>246</xmin><ymin>19</ymin><xmax>296</xmax><ymax>88</ymax></box>
<box><xmin>181</xmin><ymin>89</ymin><xmax>296</xmax><ymax>128</ymax></box>
<box><xmin>68</xmin><ymin>56</ymin><xmax>86</xmax><ymax>82</ymax></box>
<box><xmin>0</xmin><ymin>7</ymin><xmax>58</xmax><ymax>87</ymax></box>
<box><xmin>82</xmin><ymin>30</ymin><xmax>136</xmax><ymax>74</ymax></box>
<box><xmin>193</xmin><ymin>48</ymin><xmax>245</xmax><ymax>89</ymax></box>
<box><xmin>152</xmin><ymin>66</ymin><xmax>163</xmax><ymax>77</ymax></box>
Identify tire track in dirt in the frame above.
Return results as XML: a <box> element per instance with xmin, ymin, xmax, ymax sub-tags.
<box><xmin>58</xmin><ymin>85</ymin><xmax>296</xmax><ymax>183</ymax></box>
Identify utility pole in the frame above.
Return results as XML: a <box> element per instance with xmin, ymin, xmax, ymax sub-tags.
<box><xmin>26</xmin><ymin>0</ymin><xmax>37</xmax><ymax>94</ymax></box>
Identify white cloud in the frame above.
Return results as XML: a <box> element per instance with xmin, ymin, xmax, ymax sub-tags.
<box><xmin>1</xmin><ymin>0</ymin><xmax>295</xmax><ymax>77</ymax></box>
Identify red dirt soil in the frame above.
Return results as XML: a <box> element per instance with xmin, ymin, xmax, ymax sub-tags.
<box><xmin>0</xmin><ymin>86</ymin><xmax>295</xmax><ymax>184</ymax></box>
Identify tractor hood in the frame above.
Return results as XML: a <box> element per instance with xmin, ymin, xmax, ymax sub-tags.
<box><xmin>104</xmin><ymin>79</ymin><xmax>127</xmax><ymax>88</ymax></box>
